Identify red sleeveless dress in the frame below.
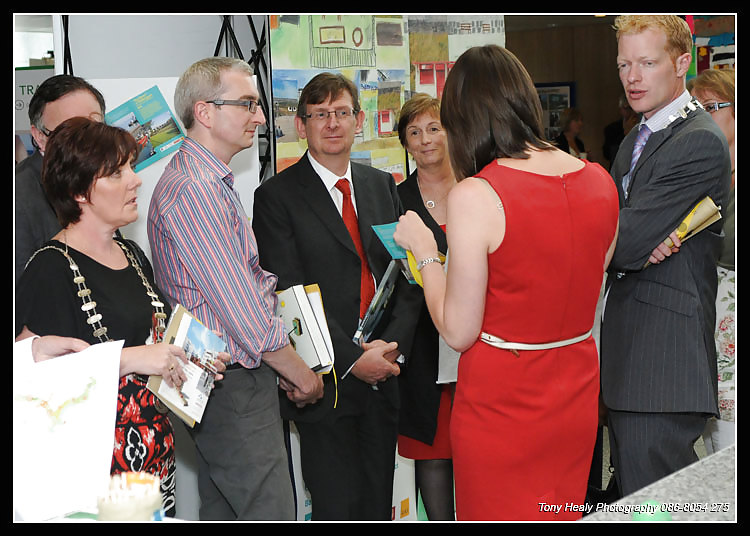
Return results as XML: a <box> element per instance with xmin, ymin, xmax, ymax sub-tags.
<box><xmin>450</xmin><ymin>160</ymin><xmax>619</xmax><ymax>520</ymax></box>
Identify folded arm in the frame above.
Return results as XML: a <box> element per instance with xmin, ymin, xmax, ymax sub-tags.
<box><xmin>611</xmin><ymin>130</ymin><xmax>728</xmax><ymax>272</ymax></box>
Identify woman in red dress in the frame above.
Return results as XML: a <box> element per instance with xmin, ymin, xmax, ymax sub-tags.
<box><xmin>394</xmin><ymin>45</ymin><xmax>620</xmax><ymax>521</ymax></box>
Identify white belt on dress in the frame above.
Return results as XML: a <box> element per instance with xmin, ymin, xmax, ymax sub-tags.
<box><xmin>479</xmin><ymin>329</ymin><xmax>593</xmax><ymax>352</ymax></box>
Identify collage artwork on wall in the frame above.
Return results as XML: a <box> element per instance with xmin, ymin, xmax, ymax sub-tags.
<box><xmin>268</xmin><ymin>14</ymin><xmax>735</xmax><ymax>184</ymax></box>
<box><xmin>269</xmin><ymin>14</ymin><xmax>507</xmax><ymax>182</ymax></box>
<box><xmin>690</xmin><ymin>15</ymin><xmax>735</xmax><ymax>73</ymax></box>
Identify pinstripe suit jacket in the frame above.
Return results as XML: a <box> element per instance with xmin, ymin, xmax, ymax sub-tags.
<box><xmin>600</xmin><ymin>108</ymin><xmax>731</xmax><ymax>415</ymax></box>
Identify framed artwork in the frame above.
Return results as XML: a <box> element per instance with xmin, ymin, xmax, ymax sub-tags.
<box><xmin>535</xmin><ymin>82</ymin><xmax>576</xmax><ymax>142</ymax></box>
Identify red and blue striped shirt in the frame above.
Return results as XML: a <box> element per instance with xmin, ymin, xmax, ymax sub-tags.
<box><xmin>147</xmin><ymin>137</ymin><xmax>287</xmax><ymax>368</ymax></box>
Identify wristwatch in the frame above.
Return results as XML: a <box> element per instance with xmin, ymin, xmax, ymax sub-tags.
<box><xmin>416</xmin><ymin>256</ymin><xmax>442</xmax><ymax>271</ymax></box>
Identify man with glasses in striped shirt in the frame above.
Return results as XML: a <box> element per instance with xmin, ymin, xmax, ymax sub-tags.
<box><xmin>148</xmin><ymin>57</ymin><xmax>323</xmax><ymax>521</ymax></box>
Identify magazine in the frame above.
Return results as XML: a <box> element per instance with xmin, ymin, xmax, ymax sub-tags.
<box><xmin>372</xmin><ymin>222</ymin><xmax>445</xmax><ymax>286</ymax></box>
<box><xmin>146</xmin><ymin>305</ymin><xmax>226</xmax><ymax>427</ymax></box>
<box><xmin>353</xmin><ymin>259</ymin><xmax>401</xmax><ymax>345</ymax></box>
<box><xmin>105</xmin><ymin>85</ymin><xmax>185</xmax><ymax>172</ymax></box>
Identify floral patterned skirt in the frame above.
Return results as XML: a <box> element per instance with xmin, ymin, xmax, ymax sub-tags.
<box><xmin>714</xmin><ymin>267</ymin><xmax>735</xmax><ymax>422</ymax></box>
<box><xmin>111</xmin><ymin>374</ymin><xmax>176</xmax><ymax>515</ymax></box>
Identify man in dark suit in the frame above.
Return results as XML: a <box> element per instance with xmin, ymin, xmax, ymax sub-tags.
<box><xmin>15</xmin><ymin>75</ymin><xmax>106</xmax><ymax>285</ymax></box>
<box><xmin>601</xmin><ymin>15</ymin><xmax>731</xmax><ymax>497</ymax></box>
<box><xmin>253</xmin><ymin>72</ymin><xmax>417</xmax><ymax>520</ymax></box>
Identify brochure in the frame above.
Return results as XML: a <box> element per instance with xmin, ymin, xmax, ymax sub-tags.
<box><xmin>105</xmin><ymin>85</ymin><xmax>185</xmax><ymax>172</ymax></box>
<box><xmin>147</xmin><ymin>305</ymin><xmax>226</xmax><ymax>427</ymax></box>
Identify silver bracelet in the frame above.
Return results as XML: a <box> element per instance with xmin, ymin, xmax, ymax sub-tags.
<box><xmin>416</xmin><ymin>256</ymin><xmax>442</xmax><ymax>271</ymax></box>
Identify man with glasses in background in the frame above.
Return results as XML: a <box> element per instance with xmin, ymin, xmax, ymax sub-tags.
<box><xmin>15</xmin><ymin>74</ymin><xmax>106</xmax><ymax>284</ymax></box>
<box><xmin>252</xmin><ymin>72</ymin><xmax>418</xmax><ymax>520</ymax></box>
<box><xmin>148</xmin><ymin>57</ymin><xmax>323</xmax><ymax>520</ymax></box>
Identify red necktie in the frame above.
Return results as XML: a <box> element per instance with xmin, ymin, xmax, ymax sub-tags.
<box><xmin>335</xmin><ymin>179</ymin><xmax>375</xmax><ymax>319</ymax></box>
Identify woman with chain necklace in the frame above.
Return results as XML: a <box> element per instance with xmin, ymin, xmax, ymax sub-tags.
<box><xmin>395</xmin><ymin>94</ymin><xmax>456</xmax><ymax>520</ymax></box>
<box><xmin>15</xmin><ymin>117</ymin><xmax>228</xmax><ymax>516</ymax></box>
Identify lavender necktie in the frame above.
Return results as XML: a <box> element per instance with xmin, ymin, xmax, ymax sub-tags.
<box><xmin>622</xmin><ymin>124</ymin><xmax>652</xmax><ymax>198</ymax></box>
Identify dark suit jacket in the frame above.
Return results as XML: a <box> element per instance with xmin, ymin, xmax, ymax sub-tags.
<box><xmin>252</xmin><ymin>153</ymin><xmax>418</xmax><ymax>423</ymax></box>
<box><xmin>395</xmin><ymin>172</ymin><xmax>449</xmax><ymax>445</ymax></box>
<box><xmin>601</xmin><ymin>108</ymin><xmax>731</xmax><ymax>416</ymax></box>
<box><xmin>603</xmin><ymin>119</ymin><xmax>625</xmax><ymax>167</ymax></box>
<box><xmin>15</xmin><ymin>151</ymin><xmax>61</xmax><ymax>285</ymax></box>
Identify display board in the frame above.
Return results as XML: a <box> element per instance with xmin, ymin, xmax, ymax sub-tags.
<box><xmin>268</xmin><ymin>14</ymin><xmax>507</xmax><ymax>520</ymax></box>
<box><xmin>14</xmin><ymin>65</ymin><xmax>55</xmax><ymax>158</ymax></box>
<box><xmin>270</xmin><ymin>15</ymin><xmax>506</xmax><ymax>182</ymax></box>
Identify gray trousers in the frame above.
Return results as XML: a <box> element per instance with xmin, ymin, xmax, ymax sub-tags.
<box><xmin>189</xmin><ymin>363</ymin><xmax>294</xmax><ymax>520</ymax></box>
<box><xmin>607</xmin><ymin>409</ymin><xmax>709</xmax><ymax>497</ymax></box>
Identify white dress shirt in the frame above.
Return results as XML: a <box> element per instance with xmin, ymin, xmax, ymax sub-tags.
<box><xmin>307</xmin><ymin>152</ymin><xmax>358</xmax><ymax>217</ymax></box>
<box><xmin>305</xmin><ymin>152</ymin><xmax>402</xmax><ymax>379</ymax></box>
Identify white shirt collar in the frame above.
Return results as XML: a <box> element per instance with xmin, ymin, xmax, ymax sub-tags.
<box><xmin>306</xmin><ymin>152</ymin><xmax>352</xmax><ymax>192</ymax></box>
<box><xmin>642</xmin><ymin>90</ymin><xmax>693</xmax><ymax>133</ymax></box>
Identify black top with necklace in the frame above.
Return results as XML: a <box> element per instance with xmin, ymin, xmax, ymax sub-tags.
<box><xmin>395</xmin><ymin>171</ymin><xmax>450</xmax><ymax>446</ymax></box>
<box><xmin>16</xmin><ymin>238</ymin><xmax>169</xmax><ymax>349</ymax></box>
<box><xmin>15</xmin><ymin>237</ymin><xmax>177</xmax><ymax>514</ymax></box>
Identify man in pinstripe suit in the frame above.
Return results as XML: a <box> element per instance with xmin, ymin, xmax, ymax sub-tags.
<box><xmin>600</xmin><ymin>16</ymin><xmax>731</xmax><ymax>496</ymax></box>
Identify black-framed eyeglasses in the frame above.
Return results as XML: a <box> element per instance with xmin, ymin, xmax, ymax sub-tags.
<box><xmin>206</xmin><ymin>99</ymin><xmax>260</xmax><ymax>114</ymax></box>
<box><xmin>304</xmin><ymin>109</ymin><xmax>356</xmax><ymax>121</ymax></box>
<box><xmin>703</xmin><ymin>101</ymin><xmax>733</xmax><ymax>113</ymax></box>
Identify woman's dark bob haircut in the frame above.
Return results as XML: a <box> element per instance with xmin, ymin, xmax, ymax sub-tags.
<box><xmin>440</xmin><ymin>45</ymin><xmax>553</xmax><ymax>180</ymax></box>
<box><xmin>42</xmin><ymin>116</ymin><xmax>140</xmax><ymax>228</ymax></box>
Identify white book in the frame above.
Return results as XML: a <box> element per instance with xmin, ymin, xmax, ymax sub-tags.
<box><xmin>304</xmin><ymin>284</ymin><xmax>335</xmax><ymax>367</ymax></box>
<box><xmin>276</xmin><ymin>284</ymin><xmax>334</xmax><ymax>374</ymax></box>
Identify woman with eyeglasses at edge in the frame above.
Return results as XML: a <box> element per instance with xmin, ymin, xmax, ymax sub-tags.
<box><xmin>15</xmin><ymin>117</ymin><xmax>229</xmax><ymax>517</ymax></box>
<box><xmin>394</xmin><ymin>94</ymin><xmax>456</xmax><ymax>520</ymax></box>
<box><xmin>688</xmin><ymin>68</ymin><xmax>735</xmax><ymax>455</ymax></box>
<box><xmin>393</xmin><ymin>45</ymin><xmax>619</xmax><ymax>520</ymax></box>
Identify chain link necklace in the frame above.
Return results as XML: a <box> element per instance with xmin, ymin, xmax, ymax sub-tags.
<box><xmin>26</xmin><ymin>239</ymin><xmax>167</xmax><ymax>344</ymax></box>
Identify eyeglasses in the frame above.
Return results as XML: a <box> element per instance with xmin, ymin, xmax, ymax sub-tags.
<box><xmin>304</xmin><ymin>109</ymin><xmax>356</xmax><ymax>121</ymax></box>
<box><xmin>703</xmin><ymin>101</ymin><xmax>733</xmax><ymax>113</ymax></box>
<box><xmin>206</xmin><ymin>99</ymin><xmax>260</xmax><ymax>114</ymax></box>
